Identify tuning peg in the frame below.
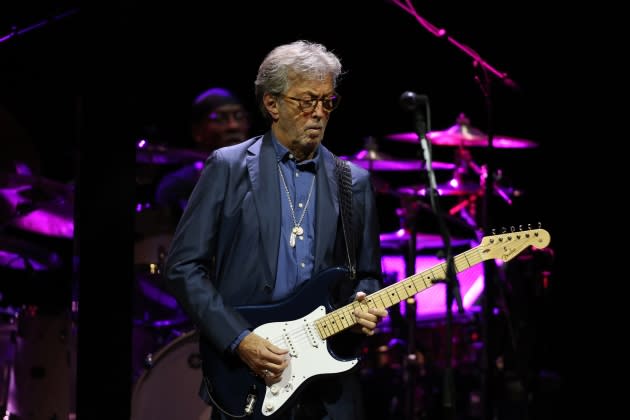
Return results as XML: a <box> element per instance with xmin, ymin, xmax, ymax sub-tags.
<box><xmin>501</xmin><ymin>227</ymin><xmax>507</xmax><ymax>234</ymax></box>
<box><xmin>518</xmin><ymin>224</ymin><xmax>523</xmax><ymax>231</ymax></box>
<box><xmin>491</xmin><ymin>228</ymin><xmax>496</xmax><ymax>235</ymax></box>
<box><xmin>510</xmin><ymin>226</ymin><xmax>515</xmax><ymax>232</ymax></box>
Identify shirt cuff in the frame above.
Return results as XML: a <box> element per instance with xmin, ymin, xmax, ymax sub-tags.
<box><xmin>229</xmin><ymin>330</ymin><xmax>251</xmax><ymax>353</ymax></box>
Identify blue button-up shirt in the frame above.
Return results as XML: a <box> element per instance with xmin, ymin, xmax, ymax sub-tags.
<box><xmin>271</xmin><ymin>136</ymin><xmax>319</xmax><ymax>301</ymax></box>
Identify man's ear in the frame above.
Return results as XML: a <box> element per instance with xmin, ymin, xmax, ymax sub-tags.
<box><xmin>263</xmin><ymin>93</ymin><xmax>279</xmax><ymax>121</ymax></box>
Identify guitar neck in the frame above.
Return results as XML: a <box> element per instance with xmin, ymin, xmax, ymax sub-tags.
<box><xmin>313</xmin><ymin>226</ymin><xmax>551</xmax><ymax>340</ymax></box>
<box><xmin>314</xmin><ymin>245</ymin><xmax>483</xmax><ymax>340</ymax></box>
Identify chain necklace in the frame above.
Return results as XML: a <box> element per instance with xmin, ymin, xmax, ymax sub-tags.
<box><xmin>277</xmin><ymin>162</ymin><xmax>316</xmax><ymax>247</ymax></box>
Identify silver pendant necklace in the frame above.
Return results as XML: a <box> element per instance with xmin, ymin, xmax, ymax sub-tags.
<box><xmin>277</xmin><ymin>162</ymin><xmax>316</xmax><ymax>247</ymax></box>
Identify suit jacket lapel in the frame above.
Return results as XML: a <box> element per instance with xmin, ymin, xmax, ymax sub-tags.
<box><xmin>247</xmin><ymin>132</ymin><xmax>280</xmax><ymax>283</ymax></box>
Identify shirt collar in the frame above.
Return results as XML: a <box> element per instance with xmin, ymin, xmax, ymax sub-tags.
<box><xmin>271</xmin><ymin>133</ymin><xmax>319</xmax><ymax>172</ymax></box>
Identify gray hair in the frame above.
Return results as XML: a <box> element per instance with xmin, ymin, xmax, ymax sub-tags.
<box><xmin>254</xmin><ymin>40</ymin><xmax>343</xmax><ymax>120</ymax></box>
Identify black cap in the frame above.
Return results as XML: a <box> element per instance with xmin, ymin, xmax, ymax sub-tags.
<box><xmin>191</xmin><ymin>87</ymin><xmax>242</xmax><ymax>123</ymax></box>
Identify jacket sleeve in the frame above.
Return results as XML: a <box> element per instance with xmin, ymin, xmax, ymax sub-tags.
<box><xmin>162</xmin><ymin>150</ymin><xmax>251</xmax><ymax>353</ymax></box>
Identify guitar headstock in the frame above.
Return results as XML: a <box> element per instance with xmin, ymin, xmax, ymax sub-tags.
<box><xmin>479</xmin><ymin>225</ymin><xmax>551</xmax><ymax>262</ymax></box>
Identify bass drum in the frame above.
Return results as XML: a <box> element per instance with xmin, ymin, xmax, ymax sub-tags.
<box><xmin>131</xmin><ymin>329</ymin><xmax>212</xmax><ymax>420</ymax></box>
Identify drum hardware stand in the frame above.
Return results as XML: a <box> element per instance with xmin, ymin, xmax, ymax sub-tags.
<box><xmin>0</xmin><ymin>306</ymin><xmax>16</xmax><ymax>418</ymax></box>
<box><xmin>449</xmin><ymin>142</ymin><xmax>483</xmax><ymax>239</ymax></box>
<box><xmin>400</xmin><ymin>91</ymin><xmax>464</xmax><ymax>420</ymax></box>
<box><xmin>448</xmin><ymin>132</ymin><xmax>511</xmax><ymax>237</ymax></box>
<box><xmin>472</xmin><ymin>57</ymin><xmax>515</xmax><ymax>420</ymax></box>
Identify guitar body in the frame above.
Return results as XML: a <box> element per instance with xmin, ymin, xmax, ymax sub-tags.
<box><xmin>200</xmin><ymin>266</ymin><xmax>358</xmax><ymax>419</ymax></box>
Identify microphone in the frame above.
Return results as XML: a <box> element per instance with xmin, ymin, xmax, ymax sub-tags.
<box><xmin>399</xmin><ymin>91</ymin><xmax>431</xmax><ymax>136</ymax></box>
<box><xmin>399</xmin><ymin>91</ymin><xmax>428</xmax><ymax>112</ymax></box>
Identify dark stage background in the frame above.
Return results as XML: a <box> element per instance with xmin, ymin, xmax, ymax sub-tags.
<box><xmin>1</xmin><ymin>1</ymin><xmax>577</xmax><ymax>419</ymax></box>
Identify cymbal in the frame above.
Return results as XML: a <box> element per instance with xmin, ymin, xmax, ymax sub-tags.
<box><xmin>380</xmin><ymin>229</ymin><xmax>475</xmax><ymax>251</ymax></box>
<box><xmin>136</xmin><ymin>142</ymin><xmax>208</xmax><ymax>165</ymax></box>
<box><xmin>397</xmin><ymin>181</ymin><xmax>481</xmax><ymax>197</ymax></box>
<box><xmin>12</xmin><ymin>203</ymin><xmax>74</xmax><ymax>239</ymax></box>
<box><xmin>1</xmin><ymin>175</ymin><xmax>74</xmax><ymax>239</ymax></box>
<box><xmin>340</xmin><ymin>149</ymin><xmax>455</xmax><ymax>171</ymax></box>
<box><xmin>386</xmin><ymin>113</ymin><xmax>538</xmax><ymax>149</ymax></box>
<box><xmin>0</xmin><ymin>233</ymin><xmax>62</xmax><ymax>271</ymax></box>
<box><xmin>0</xmin><ymin>173</ymin><xmax>74</xmax><ymax>197</ymax></box>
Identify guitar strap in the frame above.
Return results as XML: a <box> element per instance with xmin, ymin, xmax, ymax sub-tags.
<box><xmin>333</xmin><ymin>154</ymin><xmax>356</xmax><ymax>280</ymax></box>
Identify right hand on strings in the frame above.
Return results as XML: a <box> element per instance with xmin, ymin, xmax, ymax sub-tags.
<box><xmin>236</xmin><ymin>333</ymin><xmax>289</xmax><ymax>385</ymax></box>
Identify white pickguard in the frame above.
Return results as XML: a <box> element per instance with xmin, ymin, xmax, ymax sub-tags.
<box><xmin>252</xmin><ymin>305</ymin><xmax>358</xmax><ymax>416</ymax></box>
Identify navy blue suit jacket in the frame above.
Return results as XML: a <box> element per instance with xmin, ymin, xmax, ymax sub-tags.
<box><xmin>163</xmin><ymin>133</ymin><xmax>382</xmax><ymax>417</ymax></box>
<box><xmin>164</xmin><ymin>131</ymin><xmax>382</xmax><ymax>351</ymax></box>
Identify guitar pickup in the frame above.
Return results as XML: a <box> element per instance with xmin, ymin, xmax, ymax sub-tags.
<box><xmin>282</xmin><ymin>330</ymin><xmax>298</xmax><ymax>357</ymax></box>
<box><xmin>303</xmin><ymin>322</ymin><xmax>320</xmax><ymax>348</ymax></box>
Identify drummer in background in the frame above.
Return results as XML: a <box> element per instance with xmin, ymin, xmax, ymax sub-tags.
<box><xmin>154</xmin><ymin>87</ymin><xmax>251</xmax><ymax>219</ymax></box>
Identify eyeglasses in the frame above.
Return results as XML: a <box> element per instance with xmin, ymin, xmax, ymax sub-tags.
<box><xmin>281</xmin><ymin>94</ymin><xmax>341</xmax><ymax>113</ymax></box>
<box><xmin>207</xmin><ymin>110</ymin><xmax>249</xmax><ymax>124</ymax></box>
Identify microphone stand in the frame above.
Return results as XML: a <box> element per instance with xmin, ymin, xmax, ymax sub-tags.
<box><xmin>0</xmin><ymin>8</ymin><xmax>79</xmax><ymax>44</ymax></box>
<box><xmin>389</xmin><ymin>0</ymin><xmax>519</xmax><ymax>91</ymax></box>
<box><xmin>390</xmin><ymin>3</ymin><xmax>521</xmax><ymax>419</ymax></box>
<box><xmin>402</xmin><ymin>93</ymin><xmax>464</xmax><ymax>420</ymax></box>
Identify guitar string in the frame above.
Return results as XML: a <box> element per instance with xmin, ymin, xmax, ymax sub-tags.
<box><xmin>263</xmin><ymin>242</ymin><xmax>524</xmax><ymax>352</ymax></box>
<box><xmin>263</xmin><ymin>296</ymin><xmax>396</xmax><ymax>346</ymax></box>
<box><xmin>265</xmin><ymin>315</ymin><xmax>355</xmax><ymax>349</ymax></box>
<box><xmin>266</xmin><ymin>324</ymin><xmax>314</xmax><ymax>346</ymax></box>
<box><xmin>261</xmin><ymin>248</ymin><xmax>486</xmax><ymax>348</ymax></box>
<box><xmin>264</xmin><ymin>318</ymin><xmax>340</xmax><ymax>349</ymax></box>
<box><xmin>264</xmin><ymin>268</ymin><xmax>433</xmax><ymax>346</ymax></box>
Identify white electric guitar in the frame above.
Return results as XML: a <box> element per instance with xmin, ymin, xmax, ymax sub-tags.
<box><xmin>201</xmin><ymin>226</ymin><xmax>551</xmax><ymax>418</ymax></box>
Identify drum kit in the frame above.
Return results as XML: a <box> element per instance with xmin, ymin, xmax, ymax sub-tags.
<box><xmin>351</xmin><ymin>115</ymin><xmax>538</xmax><ymax>419</ymax></box>
<box><xmin>0</xmin><ymin>170</ymin><xmax>76</xmax><ymax>419</ymax></box>
<box><xmin>0</xmin><ymin>171</ymin><xmax>74</xmax><ymax>286</ymax></box>
<box><xmin>342</xmin><ymin>113</ymin><xmax>535</xmax><ymax>245</ymax></box>
<box><xmin>136</xmin><ymin>139</ymin><xmax>208</xmax><ymax>167</ymax></box>
<box><xmin>340</xmin><ymin>113</ymin><xmax>537</xmax><ymax>369</ymax></box>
